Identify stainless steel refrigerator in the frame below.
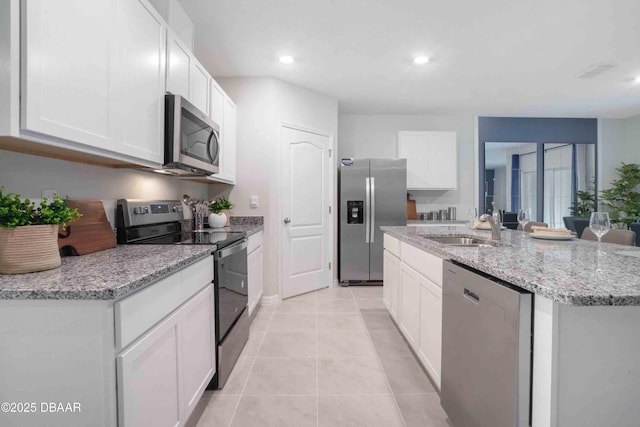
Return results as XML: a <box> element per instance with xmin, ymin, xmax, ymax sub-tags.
<box><xmin>339</xmin><ymin>158</ymin><xmax>407</xmax><ymax>282</ymax></box>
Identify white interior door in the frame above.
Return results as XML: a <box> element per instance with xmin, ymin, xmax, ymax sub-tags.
<box><xmin>281</xmin><ymin>125</ymin><xmax>332</xmax><ymax>299</ymax></box>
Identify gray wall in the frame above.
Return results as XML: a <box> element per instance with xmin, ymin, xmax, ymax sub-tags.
<box><xmin>338</xmin><ymin>114</ymin><xmax>477</xmax><ymax>214</ymax></box>
<box><xmin>599</xmin><ymin>114</ymin><xmax>640</xmax><ymax>192</ymax></box>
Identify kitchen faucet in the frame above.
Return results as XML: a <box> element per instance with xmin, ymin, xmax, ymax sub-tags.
<box><xmin>479</xmin><ymin>202</ymin><xmax>502</xmax><ymax>240</ymax></box>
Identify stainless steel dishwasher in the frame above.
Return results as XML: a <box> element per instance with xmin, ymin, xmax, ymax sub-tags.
<box><xmin>441</xmin><ymin>261</ymin><xmax>532</xmax><ymax>427</ymax></box>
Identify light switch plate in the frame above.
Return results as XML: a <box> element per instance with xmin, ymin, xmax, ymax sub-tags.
<box><xmin>250</xmin><ymin>195</ymin><xmax>259</xmax><ymax>208</ymax></box>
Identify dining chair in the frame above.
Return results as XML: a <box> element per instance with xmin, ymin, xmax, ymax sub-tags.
<box><xmin>629</xmin><ymin>223</ymin><xmax>640</xmax><ymax>246</ymax></box>
<box><xmin>581</xmin><ymin>228</ymin><xmax>636</xmax><ymax>246</ymax></box>
<box><xmin>517</xmin><ymin>221</ymin><xmax>548</xmax><ymax>232</ymax></box>
<box><xmin>572</xmin><ymin>218</ymin><xmax>590</xmax><ymax>239</ymax></box>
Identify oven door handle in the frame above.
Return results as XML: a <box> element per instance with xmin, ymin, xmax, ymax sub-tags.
<box><xmin>216</xmin><ymin>239</ymin><xmax>248</xmax><ymax>259</ymax></box>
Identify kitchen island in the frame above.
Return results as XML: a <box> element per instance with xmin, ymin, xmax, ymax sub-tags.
<box><xmin>382</xmin><ymin>226</ymin><xmax>640</xmax><ymax>427</ymax></box>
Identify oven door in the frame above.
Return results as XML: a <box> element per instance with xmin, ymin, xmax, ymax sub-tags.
<box><xmin>165</xmin><ymin>94</ymin><xmax>220</xmax><ymax>175</ymax></box>
<box><xmin>214</xmin><ymin>239</ymin><xmax>248</xmax><ymax>343</ymax></box>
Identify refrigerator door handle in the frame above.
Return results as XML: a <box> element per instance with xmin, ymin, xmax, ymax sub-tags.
<box><xmin>365</xmin><ymin>177</ymin><xmax>371</xmax><ymax>243</ymax></box>
<box><xmin>370</xmin><ymin>177</ymin><xmax>375</xmax><ymax>242</ymax></box>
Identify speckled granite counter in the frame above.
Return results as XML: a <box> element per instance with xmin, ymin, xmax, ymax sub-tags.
<box><xmin>407</xmin><ymin>220</ymin><xmax>467</xmax><ymax>226</ymax></box>
<box><xmin>382</xmin><ymin>225</ymin><xmax>640</xmax><ymax>306</ymax></box>
<box><xmin>0</xmin><ymin>245</ymin><xmax>215</xmax><ymax>300</ymax></box>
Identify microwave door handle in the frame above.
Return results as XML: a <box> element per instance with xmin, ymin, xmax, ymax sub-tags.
<box><xmin>206</xmin><ymin>130</ymin><xmax>218</xmax><ymax>164</ymax></box>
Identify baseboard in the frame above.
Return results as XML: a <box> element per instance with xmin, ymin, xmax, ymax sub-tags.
<box><xmin>260</xmin><ymin>294</ymin><xmax>281</xmax><ymax>305</ymax></box>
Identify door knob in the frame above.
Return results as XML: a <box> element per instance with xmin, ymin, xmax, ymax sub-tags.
<box><xmin>283</xmin><ymin>218</ymin><xmax>291</xmax><ymax>224</ymax></box>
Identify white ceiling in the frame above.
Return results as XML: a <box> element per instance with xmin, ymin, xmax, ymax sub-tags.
<box><xmin>180</xmin><ymin>0</ymin><xmax>640</xmax><ymax>118</ymax></box>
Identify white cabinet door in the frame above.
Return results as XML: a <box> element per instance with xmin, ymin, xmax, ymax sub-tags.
<box><xmin>383</xmin><ymin>250</ymin><xmax>401</xmax><ymax>321</ymax></box>
<box><xmin>248</xmin><ymin>244</ymin><xmax>264</xmax><ymax>316</ymax></box>
<box><xmin>418</xmin><ymin>277</ymin><xmax>443</xmax><ymax>390</ymax></box>
<box><xmin>427</xmin><ymin>131</ymin><xmax>457</xmax><ymax>189</ymax></box>
<box><xmin>399</xmin><ymin>263</ymin><xmax>422</xmax><ymax>348</ymax></box>
<box><xmin>22</xmin><ymin>0</ymin><xmax>116</xmax><ymax>150</ymax></box>
<box><xmin>166</xmin><ymin>32</ymin><xmax>190</xmax><ymax>98</ymax></box>
<box><xmin>219</xmin><ymin>97</ymin><xmax>237</xmax><ymax>182</ymax></box>
<box><xmin>115</xmin><ymin>0</ymin><xmax>166</xmax><ymax>164</ymax></box>
<box><xmin>209</xmin><ymin>80</ymin><xmax>225</xmax><ymax>127</ymax></box>
<box><xmin>398</xmin><ymin>131</ymin><xmax>457</xmax><ymax>190</ymax></box>
<box><xmin>117</xmin><ymin>311</ymin><xmax>182</xmax><ymax>427</ymax></box>
<box><xmin>189</xmin><ymin>60</ymin><xmax>209</xmax><ymax>115</ymax></box>
<box><xmin>181</xmin><ymin>285</ymin><xmax>215</xmax><ymax>420</ymax></box>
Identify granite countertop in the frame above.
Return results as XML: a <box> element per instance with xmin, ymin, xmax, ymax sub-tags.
<box><xmin>0</xmin><ymin>245</ymin><xmax>215</xmax><ymax>301</ymax></box>
<box><xmin>225</xmin><ymin>223</ymin><xmax>263</xmax><ymax>236</ymax></box>
<box><xmin>382</xmin><ymin>225</ymin><xmax>640</xmax><ymax>306</ymax></box>
<box><xmin>407</xmin><ymin>220</ymin><xmax>467</xmax><ymax>226</ymax></box>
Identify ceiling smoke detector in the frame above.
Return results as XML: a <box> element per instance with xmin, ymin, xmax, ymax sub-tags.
<box><xmin>577</xmin><ymin>63</ymin><xmax>616</xmax><ymax>79</ymax></box>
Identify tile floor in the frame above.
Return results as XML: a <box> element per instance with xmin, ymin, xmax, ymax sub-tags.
<box><xmin>187</xmin><ymin>286</ymin><xmax>451</xmax><ymax>427</ymax></box>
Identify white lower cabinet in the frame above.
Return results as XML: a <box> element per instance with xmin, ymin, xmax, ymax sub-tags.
<box><xmin>247</xmin><ymin>231</ymin><xmax>264</xmax><ymax>316</ymax></box>
<box><xmin>384</xmin><ymin>233</ymin><xmax>444</xmax><ymax>390</ymax></box>
<box><xmin>382</xmin><ymin>249</ymin><xmax>400</xmax><ymax>321</ymax></box>
<box><xmin>418</xmin><ymin>274</ymin><xmax>442</xmax><ymax>388</ymax></box>
<box><xmin>117</xmin><ymin>308</ymin><xmax>182</xmax><ymax>427</ymax></box>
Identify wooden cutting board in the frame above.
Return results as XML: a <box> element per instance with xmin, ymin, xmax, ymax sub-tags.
<box><xmin>58</xmin><ymin>200</ymin><xmax>116</xmax><ymax>255</ymax></box>
<box><xmin>406</xmin><ymin>195</ymin><xmax>417</xmax><ymax>220</ymax></box>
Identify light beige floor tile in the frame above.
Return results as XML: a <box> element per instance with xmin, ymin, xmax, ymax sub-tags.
<box><xmin>230</xmin><ymin>395</ymin><xmax>317</xmax><ymax>427</ymax></box>
<box><xmin>369</xmin><ymin>329</ymin><xmax>413</xmax><ymax>357</ymax></box>
<box><xmin>318</xmin><ymin>331</ymin><xmax>376</xmax><ymax>357</ymax></box>
<box><xmin>318</xmin><ymin>357</ymin><xmax>390</xmax><ymax>394</ymax></box>
<box><xmin>274</xmin><ymin>294</ymin><xmax>316</xmax><ymax>314</ymax></box>
<box><xmin>316</xmin><ymin>286</ymin><xmax>354</xmax><ymax>300</ymax></box>
<box><xmin>362</xmin><ymin>311</ymin><xmax>397</xmax><ymax>330</ymax></box>
<box><xmin>317</xmin><ymin>298</ymin><xmax>360</xmax><ymax>313</ymax></box>
<box><xmin>240</xmin><ymin>329</ymin><xmax>266</xmax><ymax>357</ymax></box>
<box><xmin>217</xmin><ymin>356</ymin><xmax>255</xmax><ymax>395</ymax></box>
<box><xmin>395</xmin><ymin>394</ymin><xmax>451</xmax><ymax>427</ymax></box>
<box><xmin>267</xmin><ymin>313</ymin><xmax>316</xmax><ymax>333</ymax></box>
<box><xmin>258</xmin><ymin>330</ymin><xmax>316</xmax><ymax>358</ymax></box>
<box><xmin>379</xmin><ymin>356</ymin><xmax>437</xmax><ymax>394</ymax></box>
<box><xmin>250</xmin><ymin>312</ymin><xmax>271</xmax><ymax>332</ymax></box>
<box><xmin>356</xmin><ymin>298</ymin><xmax>388</xmax><ymax>311</ymax></box>
<box><xmin>350</xmin><ymin>285</ymin><xmax>383</xmax><ymax>299</ymax></box>
<box><xmin>317</xmin><ymin>313</ymin><xmax>367</xmax><ymax>332</ymax></box>
<box><xmin>190</xmin><ymin>393</ymin><xmax>240</xmax><ymax>427</ymax></box>
<box><xmin>256</xmin><ymin>303</ymin><xmax>277</xmax><ymax>314</ymax></box>
<box><xmin>318</xmin><ymin>395</ymin><xmax>404</xmax><ymax>427</ymax></box>
<box><xmin>244</xmin><ymin>357</ymin><xmax>316</xmax><ymax>395</ymax></box>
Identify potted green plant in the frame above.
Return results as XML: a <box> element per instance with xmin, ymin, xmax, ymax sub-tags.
<box><xmin>569</xmin><ymin>190</ymin><xmax>595</xmax><ymax>217</ymax></box>
<box><xmin>599</xmin><ymin>162</ymin><xmax>640</xmax><ymax>228</ymax></box>
<box><xmin>208</xmin><ymin>197</ymin><xmax>234</xmax><ymax>228</ymax></box>
<box><xmin>0</xmin><ymin>188</ymin><xmax>81</xmax><ymax>274</ymax></box>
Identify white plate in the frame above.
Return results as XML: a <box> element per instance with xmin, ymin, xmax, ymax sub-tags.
<box><xmin>530</xmin><ymin>233</ymin><xmax>574</xmax><ymax>241</ymax></box>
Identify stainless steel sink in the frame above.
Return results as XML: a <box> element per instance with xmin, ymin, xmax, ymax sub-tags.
<box><xmin>424</xmin><ymin>236</ymin><xmax>499</xmax><ymax>248</ymax></box>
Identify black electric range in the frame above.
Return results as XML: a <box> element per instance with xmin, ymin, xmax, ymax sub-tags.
<box><xmin>116</xmin><ymin>199</ymin><xmax>249</xmax><ymax>389</ymax></box>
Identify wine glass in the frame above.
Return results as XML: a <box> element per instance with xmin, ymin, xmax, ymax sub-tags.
<box><xmin>468</xmin><ymin>207</ymin><xmax>478</xmax><ymax>228</ymax></box>
<box><xmin>517</xmin><ymin>208</ymin><xmax>530</xmax><ymax>236</ymax></box>
<box><xmin>589</xmin><ymin>212</ymin><xmax>611</xmax><ymax>252</ymax></box>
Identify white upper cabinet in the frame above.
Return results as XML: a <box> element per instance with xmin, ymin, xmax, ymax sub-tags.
<box><xmin>115</xmin><ymin>0</ymin><xmax>166</xmax><ymax>163</ymax></box>
<box><xmin>399</xmin><ymin>131</ymin><xmax>457</xmax><ymax>190</ymax></box>
<box><xmin>22</xmin><ymin>0</ymin><xmax>117</xmax><ymax>151</ymax></box>
<box><xmin>22</xmin><ymin>0</ymin><xmax>167</xmax><ymax>165</ymax></box>
<box><xmin>189</xmin><ymin>60</ymin><xmax>209</xmax><ymax>115</ymax></box>
<box><xmin>219</xmin><ymin>97</ymin><xmax>237</xmax><ymax>182</ymax></box>
<box><xmin>209</xmin><ymin>80</ymin><xmax>225</xmax><ymax>127</ymax></box>
<box><xmin>166</xmin><ymin>31</ymin><xmax>190</xmax><ymax>99</ymax></box>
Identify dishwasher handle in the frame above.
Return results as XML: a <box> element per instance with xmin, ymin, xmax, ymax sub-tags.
<box><xmin>463</xmin><ymin>288</ymin><xmax>480</xmax><ymax>304</ymax></box>
<box><xmin>216</xmin><ymin>239</ymin><xmax>248</xmax><ymax>259</ymax></box>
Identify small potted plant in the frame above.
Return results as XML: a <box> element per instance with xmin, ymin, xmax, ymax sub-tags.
<box><xmin>600</xmin><ymin>162</ymin><xmax>640</xmax><ymax>229</ymax></box>
<box><xmin>208</xmin><ymin>197</ymin><xmax>234</xmax><ymax>228</ymax></box>
<box><xmin>0</xmin><ymin>188</ymin><xmax>81</xmax><ymax>274</ymax></box>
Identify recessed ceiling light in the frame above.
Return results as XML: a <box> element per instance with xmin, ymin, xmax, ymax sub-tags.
<box><xmin>634</xmin><ymin>76</ymin><xmax>640</xmax><ymax>84</ymax></box>
<box><xmin>279</xmin><ymin>55</ymin><xmax>294</xmax><ymax>64</ymax></box>
<box><xmin>413</xmin><ymin>55</ymin><xmax>430</xmax><ymax>65</ymax></box>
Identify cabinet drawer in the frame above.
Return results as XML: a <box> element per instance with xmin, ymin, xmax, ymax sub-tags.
<box><xmin>401</xmin><ymin>242</ymin><xmax>443</xmax><ymax>287</ymax></box>
<box><xmin>248</xmin><ymin>230</ymin><xmax>263</xmax><ymax>253</ymax></box>
<box><xmin>115</xmin><ymin>256</ymin><xmax>213</xmax><ymax>349</ymax></box>
<box><xmin>384</xmin><ymin>234</ymin><xmax>401</xmax><ymax>258</ymax></box>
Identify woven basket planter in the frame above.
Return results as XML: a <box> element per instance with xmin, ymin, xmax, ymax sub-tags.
<box><xmin>0</xmin><ymin>224</ymin><xmax>61</xmax><ymax>274</ymax></box>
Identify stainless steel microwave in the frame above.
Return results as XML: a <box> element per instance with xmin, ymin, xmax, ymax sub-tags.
<box><xmin>163</xmin><ymin>94</ymin><xmax>220</xmax><ymax>176</ymax></box>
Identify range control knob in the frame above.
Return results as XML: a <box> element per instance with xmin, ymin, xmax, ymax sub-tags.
<box><xmin>133</xmin><ymin>207</ymin><xmax>142</xmax><ymax>215</ymax></box>
<box><xmin>172</xmin><ymin>205</ymin><xmax>183</xmax><ymax>213</ymax></box>
<box><xmin>143</xmin><ymin>207</ymin><xmax>150</xmax><ymax>214</ymax></box>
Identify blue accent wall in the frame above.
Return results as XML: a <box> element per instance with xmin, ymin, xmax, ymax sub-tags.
<box><xmin>478</xmin><ymin>117</ymin><xmax>598</xmax><ymax>216</ymax></box>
